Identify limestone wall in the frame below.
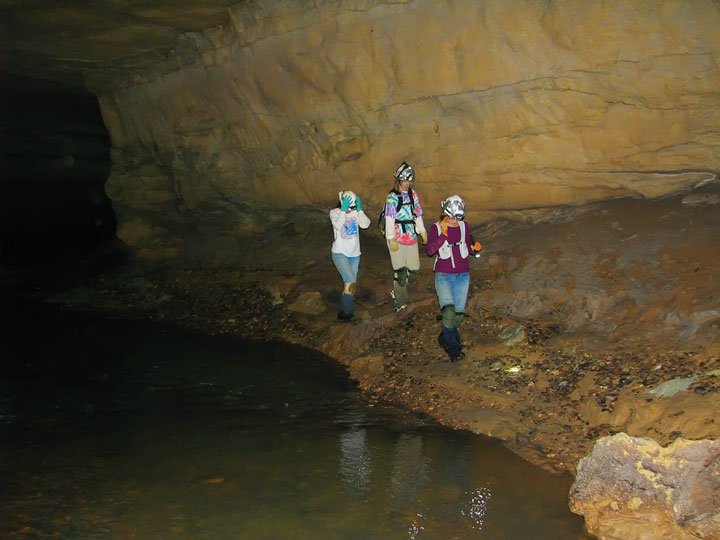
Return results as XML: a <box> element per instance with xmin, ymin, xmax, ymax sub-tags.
<box><xmin>98</xmin><ymin>0</ymin><xmax>720</xmax><ymax>260</ymax></box>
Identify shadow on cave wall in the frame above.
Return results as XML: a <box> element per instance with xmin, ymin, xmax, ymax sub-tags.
<box><xmin>0</xmin><ymin>72</ymin><xmax>121</xmax><ymax>289</ymax></box>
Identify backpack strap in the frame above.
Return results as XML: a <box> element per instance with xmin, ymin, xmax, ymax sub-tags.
<box><xmin>388</xmin><ymin>188</ymin><xmax>417</xmax><ymax>234</ymax></box>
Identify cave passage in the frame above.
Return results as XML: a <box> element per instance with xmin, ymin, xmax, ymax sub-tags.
<box><xmin>0</xmin><ymin>72</ymin><xmax>117</xmax><ymax>281</ymax></box>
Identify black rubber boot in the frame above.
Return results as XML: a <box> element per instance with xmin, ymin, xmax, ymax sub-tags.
<box><xmin>437</xmin><ymin>331</ymin><xmax>448</xmax><ymax>351</ymax></box>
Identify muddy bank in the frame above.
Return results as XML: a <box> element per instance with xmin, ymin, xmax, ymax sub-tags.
<box><xmin>46</xmin><ymin>183</ymin><xmax>720</xmax><ymax>477</ymax></box>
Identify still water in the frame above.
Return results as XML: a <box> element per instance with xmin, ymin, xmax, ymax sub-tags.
<box><xmin>2</xmin><ymin>302</ymin><xmax>590</xmax><ymax>539</ymax></box>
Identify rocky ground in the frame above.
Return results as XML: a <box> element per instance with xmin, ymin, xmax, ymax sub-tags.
<box><xmin>41</xmin><ymin>180</ymin><xmax>720</xmax><ymax>479</ymax></box>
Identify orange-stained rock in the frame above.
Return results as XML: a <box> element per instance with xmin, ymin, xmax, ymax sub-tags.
<box><xmin>570</xmin><ymin>433</ymin><xmax>720</xmax><ymax>540</ymax></box>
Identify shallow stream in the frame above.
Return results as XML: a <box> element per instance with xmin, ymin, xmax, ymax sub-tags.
<box><xmin>2</xmin><ymin>300</ymin><xmax>590</xmax><ymax>539</ymax></box>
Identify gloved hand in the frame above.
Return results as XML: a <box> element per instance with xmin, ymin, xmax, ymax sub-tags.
<box><xmin>355</xmin><ymin>197</ymin><xmax>362</xmax><ymax>212</ymax></box>
<box><xmin>439</xmin><ymin>217</ymin><xmax>449</xmax><ymax>237</ymax></box>
<box><xmin>340</xmin><ymin>195</ymin><xmax>352</xmax><ymax>212</ymax></box>
<box><xmin>472</xmin><ymin>241</ymin><xmax>482</xmax><ymax>252</ymax></box>
<box><xmin>388</xmin><ymin>237</ymin><xmax>399</xmax><ymax>252</ymax></box>
<box><xmin>420</xmin><ymin>231</ymin><xmax>428</xmax><ymax>244</ymax></box>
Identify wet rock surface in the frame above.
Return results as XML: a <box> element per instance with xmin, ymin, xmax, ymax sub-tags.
<box><xmin>46</xmin><ymin>183</ymin><xmax>720</xmax><ymax>538</ymax></box>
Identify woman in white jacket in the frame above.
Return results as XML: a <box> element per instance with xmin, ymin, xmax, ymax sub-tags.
<box><xmin>330</xmin><ymin>190</ymin><xmax>371</xmax><ymax>322</ymax></box>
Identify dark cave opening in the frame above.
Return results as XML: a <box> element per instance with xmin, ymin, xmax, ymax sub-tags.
<box><xmin>0</xmin><ymin>72</ymin><xmax>118</xmax><ymax>285</ymax></box>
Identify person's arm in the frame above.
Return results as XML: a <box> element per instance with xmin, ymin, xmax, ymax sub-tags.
<box><xmin>329</xmin><ymin>208</ymin><xmax>346</xmax><ymax>231</ymax></box>
<box><xmin>357</xmin><ymin>210</ymin><xmax>371</xmax><ymax>229</ymax></box>
<box><xmin>414</xmin><ymin>215</ymin><xmax>427</xmax><ymax>243</ymax></box>
<box><xmin>426</xmin><ymin>222</ymin><xmax>445</xmax><ymax>256</ymax></box>
<box><xmin>384</xmin><ymin>194</ymin><xmax>397</xmax><ymax>238</ymax></box>
<box><xmin>384</xmin><ymin>193</ymin><xmax>399</xmax><ymax>250</ymax></box>
<box><xmin>469</xmin><ymin>228</ymin><xmax>482</xmax><ymax>255</ymax></box>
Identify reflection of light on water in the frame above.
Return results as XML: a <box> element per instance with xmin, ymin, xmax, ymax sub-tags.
<box><xmin>407</xmin><ymin>512</ymin><xmax>425</xmax><ymax>539</ymax></box>
<box><xmin>462</xmin><ymin>487</ymin><xmax>492</xmax><ymax>529</ymax></box>
<box><xmin>391</xmin><ymin>433</ymin><xmax>430</xmax><ymax>509</ymax></box>
<box><xmin>339</xmin><ymin>427</ymin><xmax>372</xmax><ymax>493</ymax></box>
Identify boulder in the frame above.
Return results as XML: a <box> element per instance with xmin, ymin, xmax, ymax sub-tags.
<box><xmin>569</xmin><ymin>433</ymin><xmax>720</xmax><ymax>540</ymax></box>
<box><xmin>287</xmin><ymin>290</ymin><xmax>325</xmax><ymax>315</ymax></box>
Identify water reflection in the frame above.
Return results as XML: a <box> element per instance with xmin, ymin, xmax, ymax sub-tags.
<box><xmin>2</xmin><ymin>308</ymin><xmax>591</xmax><ymax>539</ymax></box>
<box><xmin>339</xmin><ymin>427</ymin><xmax>372</xmax><ymax>495</ymax></box>
<box><xmin>463</xmin><ymin>487</ymin><xmax>492</xmax><ymax>530</ymax></box>
<box><xmin>390</xmin><ymin>433</ymin><xmax>430</xmax><ymax>510</ymax></box>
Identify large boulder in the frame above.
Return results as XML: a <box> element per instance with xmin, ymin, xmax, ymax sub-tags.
<box><xmin>569</xmin><ymin>433</ymin><xmax>720</xmax><ymax>540</ymax></box>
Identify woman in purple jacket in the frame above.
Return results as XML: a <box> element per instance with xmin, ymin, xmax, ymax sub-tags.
<box><xmin>426</xmin><ymin>195</ymin><xmax>481</xmax><ymax>361</ymax></box>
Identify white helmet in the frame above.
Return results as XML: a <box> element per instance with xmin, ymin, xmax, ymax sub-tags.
<box><xmin>338</xmin><ymin>190</ymin><xmax>357</xmax><ymax>209</ymax></box>
<box><xmin>393</xmin><ymin>161</ymin><xmax>415</xmax><ymax>183</ymax></box>
<box><xmin>441</xmin><ymin>195</ymin><xmax>466</xmax><ymax>219</ymax></box>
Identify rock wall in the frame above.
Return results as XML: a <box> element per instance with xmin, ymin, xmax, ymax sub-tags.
<box><xmin>97</xmin><ymin>0</ymin><xmax>720</xmax><ymax>261</ymax></box>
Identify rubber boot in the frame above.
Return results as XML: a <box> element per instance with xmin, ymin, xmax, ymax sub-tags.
<box><xmin>338</xmin><ymin>292</ymin><xmax>354</xmax><ymax>322</ymax></box>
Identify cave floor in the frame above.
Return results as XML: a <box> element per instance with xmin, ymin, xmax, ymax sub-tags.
<box><xmin>47</xmin><ymin>185</ymin><xmax>720</xmax><ymax>475</ymax></box>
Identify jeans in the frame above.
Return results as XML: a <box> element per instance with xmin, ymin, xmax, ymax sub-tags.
<box><xmin>435</xmin><ymin>272</ymin><xmax>470</xmax><ymax>312</ymax></box>
<box><xmin>332</xmin><ymin>252</ymin><xmax>360</xmax><ymax>284</ymax></box>
<box><xmin>333</xmin><ymin>253</ymin><xmax>360</xmax><ymax>317</ymax></box>
<box><xmin>435</xmin><ymin>272</ymin><xmax>470</xmax><ymax>354</ymax></box>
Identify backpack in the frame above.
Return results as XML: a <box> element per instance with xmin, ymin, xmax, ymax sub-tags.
<box><xmin>378</xmin><ymin>188</ymin><xmax>417</xmax><ymax>237</ymax></box>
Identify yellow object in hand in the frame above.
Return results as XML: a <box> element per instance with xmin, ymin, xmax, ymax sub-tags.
<box><xmin>388</xmin><ymin>237</ymin><xmax>399</xmax><ymax>252</ymax></box>
<box><xmin>420</xmin><ymin>231</ymin><xmax>427</xmax><ymax>244</ymax></box>
<box><xmin>439</xmin><ymin>217</ymin><xmax>449</xmax><ymax>237</ymax></box>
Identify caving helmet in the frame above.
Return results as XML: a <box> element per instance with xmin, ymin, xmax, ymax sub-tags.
<box><xmin>393</xmin><ymin>161</ymin><xmax>415</xmax><ymax>184</ymax></box>
<box><xmin>441</xmin><ymin>195</ymin><xmax>466</xmax><ymax>220</ymax></box>
<box><xmin>338</xmin><ymin>190</ymin><xmax>357</xmax><ymax>209</ymax></box>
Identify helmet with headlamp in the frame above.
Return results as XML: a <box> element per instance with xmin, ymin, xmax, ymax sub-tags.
<box><xmin>393</xmin><ymin>161</ymin><xmax>415</xmax><ymax>184</ymax></box>
<box><xmin>441</xmin><ymin>195</ymin><xmax>466</xmax><ymax>220</ymax></box>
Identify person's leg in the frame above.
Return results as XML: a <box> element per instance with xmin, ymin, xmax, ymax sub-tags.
<box><xmin>435</xmin><ymin>272</ymin><xmax>454</xmax><ymax>310</ymax></box>
<box><xmin>333</xmin><ymin>252</ymin><xmax>355</xmax><ymax>283</ymax></box>
<box><xmin>339</xmin><ymin>286</ymin><xmax>354</xmax><ymax>320</ymax></box>
<box><xmin>389</xmin><ymin>245</ymin><xmax>410</xmax><ymax>309</ymax></box>
<box><xmin>435</xmin><ymin>272</ymin><xmax>461</xmax><ymax>358</ymax></box>
<box><xmin>392</xmin><ymin>267</ymin><xmax>409</xmax><ymax>308</ymax></box>
<box><xmin>406</xmin><ymin>243</ymin><xmax>420</xmax><ymax>287</ymax></box>
<box><xmin>445</xmin><ymin>272</ymin><xmax>470</xmax><ymax>358</ymax></box>
<box><xmin>342</xmin><ymin>256</ymin><xmax>360</xmax><ymax>318</ymax></box>
<box><xmin>441</xmin><ymin>304</ymin><xmax>462</xmax><ymax>357</ymax></box>
<box><xmin>333</xmin><ymin>253</ymin><xmax>359</xmax><ymax>319</ymax></box>
<box><xmin>451</xmin><ymin>272</ymin><xmax>470</xmax><ymax>325</ymax></box>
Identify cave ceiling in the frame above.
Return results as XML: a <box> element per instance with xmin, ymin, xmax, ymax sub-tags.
<box><xmin>0</xmin><ymin>0</ymin><xmax>237</xmax><ymax>84</ymax></box>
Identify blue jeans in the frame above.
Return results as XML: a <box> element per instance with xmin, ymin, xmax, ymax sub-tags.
<box><xmin>435</xmin><ymin>272</ymin><xmax>470</xmax><ymax>354</ymax></box>
<box><xmin>333</xmin><ymin>253</ymin><xmax>360</xmax><ymax>317</ymax></box>
<box><xmin>435</xmin><ymin>272</ymin><xmax>470</xmax><ymax>312</ymax></box>
<box><xmin>332</xmin><ymin>253</ymin><xmax>360</xmax><ymax>284</ymax></box>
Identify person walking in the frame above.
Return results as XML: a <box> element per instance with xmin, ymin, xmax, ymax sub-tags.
<box><xmin>330</xmin><ymin>190</ymin><xmax>371</xmax><ymax>322</ymax></box>
<box><xmin>426</xmin><ymin>195</ymin><xmax>482</xmax><ymax>361</ymax></box>
<box><xmin>383</xmin><ymin>161</ymin><xmax>427</xmax><ymax>312</ymax></box>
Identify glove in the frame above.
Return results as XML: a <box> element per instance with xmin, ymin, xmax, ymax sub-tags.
<box><xmin>355</xmin><ymin>197</ymin><xmax>362</xmax><ymax>212</ymax></box>
<box><xmin>340</xmin><ymin>195</ymin><xmax>352</xmax><ymax>212</ymax></box>
<box><xmin>439</xmin><ymin>217</ymin><xmax>449</xmax><ymax>237</ymax></box>
<box><xmin>472</xmin><ymin>241</ymin><xmax>482</xmax><ymax>252</ymax></box>
<box><xmin>420</xmin><ymin>231</ymin><xmax>427</xmax><ymax>244</ymax></box>
<box><xmin>388</xmin><ymin>237</ymin><xmax>399</xmax><ymax>252</ymax></box>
